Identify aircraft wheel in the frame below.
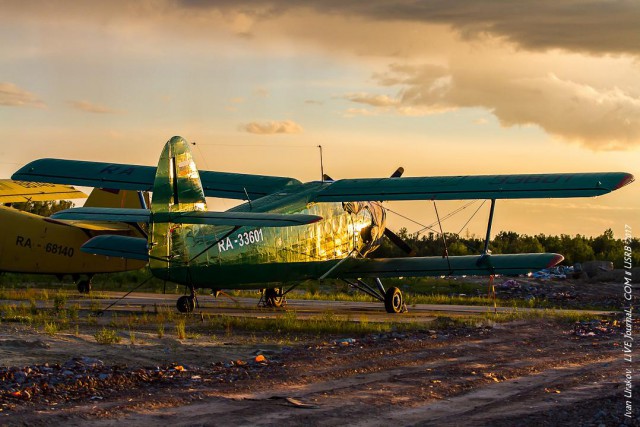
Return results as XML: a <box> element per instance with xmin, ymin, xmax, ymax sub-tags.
<box><xmin>176</xmin><ymin>295</ymin><xmax>195</xmax><ymax>313</ymax></box>
<box><xmin>264</xmin><ymin>288</ymin><xmax>285</xmax><ymax>308</ymax></box>
<box><xmin>384</xmin><ymin>287</ymin><xmax>403</xmax><ymax>314</ymax></box>
<box><xmin>77</xmin><ymin>280</ymin><xmax>92</xmax><ymax>294</ymax></box>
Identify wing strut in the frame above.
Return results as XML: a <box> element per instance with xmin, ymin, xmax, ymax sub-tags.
<box><xmin>477</xmin><ymin>199</ymin><xmax>497</xmax><ymax>272</ymax></box>
<box><xmin>433</xmin><ymin>201</ymin><xmax>452</xmax><ymax>275</ymax></box>
<box><xmin>483</xmin><ymin>199</ymin><xmax>496</xmax><ymax>254</ymax></box>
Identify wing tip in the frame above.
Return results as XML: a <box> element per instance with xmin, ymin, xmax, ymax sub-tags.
<box><xmin>547</xmin><ymin>254</ymin><xmax>565</xmax><ymax>268</ymax></box>
<box><xmin>614</xmin><ymin>173</ymin><xmax>635</xmax><ymax>190</ymax></box>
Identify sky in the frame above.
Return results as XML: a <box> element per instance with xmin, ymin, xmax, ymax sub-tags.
<box><xmin>1</xmin><ymin>0</ymin><xmax>638</xmax><ymax>239</ymax></box>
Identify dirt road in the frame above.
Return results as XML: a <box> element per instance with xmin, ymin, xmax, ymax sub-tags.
<box><xmin>2</xmin><ymin>317</ymin><xmax>635</xmax><ymax>426</ymax></box>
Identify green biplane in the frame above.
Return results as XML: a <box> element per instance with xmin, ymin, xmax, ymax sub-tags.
<box><xmin>13</xmin><ymin>136</ymin><xmax>634</xmax><ymax>313</ymax></box>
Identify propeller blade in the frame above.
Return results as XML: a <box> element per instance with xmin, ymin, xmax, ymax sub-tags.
<box><xmin>384</xmin><ymin>228</ymin><xmax>416</xmax><ymax>256</ymax></box>
<box><xmin>390</xmin><ymin>167</ymin><xmax>404</xmax><ymax>178</ymax></box>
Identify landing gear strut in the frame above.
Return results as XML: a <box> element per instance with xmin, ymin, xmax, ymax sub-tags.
<box><xmin>262</xmin><ymin>288</ymin><xmax>285</xmax><ymax>308</ymax></box>
<box><xmin>342</xmin><ymin>278</ymin><xmax>407</xmax><ymax>314</ymax></box>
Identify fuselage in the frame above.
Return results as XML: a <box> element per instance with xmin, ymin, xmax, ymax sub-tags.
<box><xmin>0</xmin><ymin>205</ymin><xmax>145</xmax><ymax>275</ymax></box>
<box><xmin>149</xmin><ymin>182</ymin><xmax>386</xmax><ymax>289</ymax></box>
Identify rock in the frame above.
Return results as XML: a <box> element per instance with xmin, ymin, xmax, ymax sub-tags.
<box><xmin>581</xmin><ymin>260</ymin><xmax>614</xmax><ymax>278</ymax></box>
<box><xmin>13</xmin><ymin>372</ymin><xmax>27</xmax><ymax>385</ymax></box>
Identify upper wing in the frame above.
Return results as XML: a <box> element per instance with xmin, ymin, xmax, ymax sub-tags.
<box><xmin>330</xmin><ymin>253</ymin><xmax>563</xmax><ymax>279</ymax></box>
<box><xmin>12</xmin><ymin>159</ymin><xmax>301</xmax><ymax>200</ymax></box>
<box><xmin>52</xmin><ymin>207</ymin><xmax>322</xmax><ymax>227</ymax></box>
<box><xmin>312</xmin><ymin>172</ymin><xmax>634</xmax><ymax>202</ymax></box>
<box><xmin>0</xmin><ymin>179</ymin><xmax>86</xmax><ymax>203</ymax></box>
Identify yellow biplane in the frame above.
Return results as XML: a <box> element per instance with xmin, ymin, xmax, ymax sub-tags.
<box><xmin>0</xmin><ymin>180</ymin><xmax>146</xmax><ymax>292</ymax></box>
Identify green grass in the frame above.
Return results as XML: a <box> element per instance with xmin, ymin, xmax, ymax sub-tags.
<box><xmin>175</xmin><ymin>318</ymin><xmax>186</xmax><ymax>339</ymax></box>
<box><xmin>43</xmin><ymin>321</ymin><xmax>59</xmax><ymax>336</ymax></box>
<box><xmin>94</xmin><ymin>328</ymin><xmax>121</xmax><ymax>345</ymax></box>
<box><xmin>203</xmin><ymin>310</ymin><xmax>424</xmax><ymax>336</ymax></box>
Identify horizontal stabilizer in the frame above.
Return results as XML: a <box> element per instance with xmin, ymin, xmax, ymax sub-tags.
<box><xmin>81</xmin><ymin>235</ymin><xmax>149</xmax><ymax>261</ymax></box>
<box><xmin>12</xmin><ymin>159</ymin><xmax>300</xmax><ymax>200</ymax></box>
<box><xmin>51</xmin><ymin>208</ymin><xmax>151</xmax><ymax>223</ymax></box>
<box><xmin>0</xmin><ymin>179</ymin><xmax>86</xmax><ymax>203</ymax></box>
<box><xmin>165</xmin><ymin>211</ymin><xmax>322</xmax><ymax>226</ymax></box>
<box><xmin>332</xmin><ymin>253</ymin><xmax>564</xmax><ymax>279</ymax></box>
<box><xmin>52</xmin><ymin>207</ymin><xmax>322</xmax><ymax>227</ymax></box>
<box><xmin>313</xmin><ymin>172</ymin><xmax>634</xmax><ymax>202</ymax></box>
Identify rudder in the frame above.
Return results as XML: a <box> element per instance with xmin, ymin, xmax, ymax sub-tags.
<box><xmin>149</xmin><ymin>136</ymin><xmax>207</xmax><ymax>271</ymax></box>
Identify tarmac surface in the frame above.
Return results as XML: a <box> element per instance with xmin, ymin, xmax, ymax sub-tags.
<box><xmin>68</xmin><ymin>291</ymin><xmax>614</xmax><ymax>322</ymax></box>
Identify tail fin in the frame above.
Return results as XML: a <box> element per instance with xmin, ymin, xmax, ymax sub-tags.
<box><xmin>84</xmin><ymin>188</ymin><xmax>149</xmax><ymax>209</ymax></box>
<box><xmin>149</xmin><ymin>136</ymin><xmax>206</xmax><ymax>269</ymax></box>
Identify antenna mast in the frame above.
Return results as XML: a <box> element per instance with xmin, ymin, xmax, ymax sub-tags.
<box><xmin>318</xmin><ymin>145</ymin><xmax>324</xmax><ymax>182</ymax></box>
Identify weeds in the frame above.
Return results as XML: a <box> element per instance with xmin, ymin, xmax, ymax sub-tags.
<box><xmin>94</xmin><ymin>328</ymin><xmax>121</xmax><ymax>345</ymax></box>
<box><xmin>44</xmin><ymin>321</ymin><xmax>59</xmax><ymax>336</ymax></box>
<box><xmin>53</xmin><ymin>293</ymin><xmax>67</xmax><ymax>311</ymax></box>
<box><xmin>175</xmin><ymin>319</ymin><xmax>186</xmax><ymax>339</ymax></box>
<box><xmin>157</xmin><ymin>323</ymin><xmax>165</xmax><ymax>338</ymax></box>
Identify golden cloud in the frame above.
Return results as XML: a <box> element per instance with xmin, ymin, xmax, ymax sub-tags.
<box><xmin>68</xmin><ymin>100</ymin><xmax>118</xmax><ymax>114</ymax></box>
<box><xmin>241</xmin><ymin>119</ymin><xmax>304</xmax><ymax>135</ymax></box>
<box><xmin>0</xmin><ymin>82</ymin><xmax>46</xmax><ymax>108</ymax></box>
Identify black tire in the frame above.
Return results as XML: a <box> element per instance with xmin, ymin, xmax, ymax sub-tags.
<box><xmin>384</xmin><ymin>287</ymin><xmax>403</xmax><ymax>314</ymax></box>
<box><xmin>264</xmin><ymin>288</ymin><xmax>284</xmax><ymax>308</ymax></box>
<box><xmin>176</xmin><ymin>295</ymin><xmax>195</xmax><ymax>313</ymax></box>
<box><xmin>77</xmin><ymin>280</ymin><xmax>91</xmax><ymax>294</ymax></box>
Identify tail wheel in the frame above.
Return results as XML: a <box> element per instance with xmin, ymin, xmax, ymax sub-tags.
<box><xmin>77</xmin><ymin>279</ymin><xmax>92</xmax><ymax>294</ymax></box>
<box><xmin>384</xmin><ymin>287</ymin><xmax>404</xmax><ymax>314</ymax></box>
<box><xmin>264</xmin><ymin>288</ymin><xmax>285</xmax><ymax>308</ymax></box>
<box><xmin>176</xmin><ymin>295</ymin><xmax>196</xmax><ymax>313</ymax></box>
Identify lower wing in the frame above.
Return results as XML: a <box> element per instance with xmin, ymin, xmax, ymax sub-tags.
<box><xmin>332</xmin><ymin>253</ymin><xmax>563</xmax><ymax>278</ymax></box>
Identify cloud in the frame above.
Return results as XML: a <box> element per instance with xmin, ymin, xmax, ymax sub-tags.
<box><xmin>344</xmin><ymin>93</ymin><xmax>398</xmax><ymax>107</ymax></box>
<box><xmin>368</xmin><ymin>64</ymin><xmax>640</xmax><ymax>150</ymax></box>
<box><xmin>3</xmin><ymin>1</ymin><xmax>639</xmax><ymax>149</ymax></box>
<box><xmin>343</xmin><ymin>108</ymin><xmax>379</xmax><ymax>118</ymax></box>
<box><xmin>180</xmin><ymin>0</ymin><xmax>640</xmax><ymax>56</ymax></box>
<box><xmin>68</xmin><ymin>100</ymin><xmax>118</xmax><ymax>114</ymax></box>
<box><xmin>241</xmin><ymin>119</ymin><xmax>303</xmax><ymax>135</ymax></box>
<box><xmin>0</xmin><ymin>82</ymin><xmax>45</xmax><ymax>108</ymax></box>
<box><xmin>253</xmin><ymin>88</ymin><xmax>269</xmax><ymax>98</ymax></box>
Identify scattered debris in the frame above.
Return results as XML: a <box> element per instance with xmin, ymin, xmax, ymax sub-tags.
<box><xmin>0</xmin><ymin>356</ymin><xmax>273</xmax><ymax>410</ymax></box>
<box><xmin>572</xmin><ymin>320</ymin><xmax>617</xmax><ymax>338</ymax></box>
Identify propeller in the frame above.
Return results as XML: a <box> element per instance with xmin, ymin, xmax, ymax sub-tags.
<box><xmin>384</xmin><ymin>228</ymin><xmax>416</xmax><ymax>256</ymax></box>
<box><xmin>390</xmin><ymin>167</ymin><xmax>404</xmax><ymax>178</ymax></box>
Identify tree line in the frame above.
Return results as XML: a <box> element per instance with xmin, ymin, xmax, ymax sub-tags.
<box><xmin>373</xmin><ymin>228</ymin><xmax>640</xmax><ymax>268</ymax></box>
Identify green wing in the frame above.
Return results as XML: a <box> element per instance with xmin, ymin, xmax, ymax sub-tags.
<box><xmin>12</xmin><ymin>159</ymin><xmax>301</xmax><ymax>200</ymax></box>
<box><xmin>52</xmin><ymin>207</ymin><xmax>322</xmax><ymax>227</ymax></box>
<box><xmin>332</xmin><ymin>253</ymin><xmax>563</xmax><ymax>278</ymax></box>
<box><xmin>51</xmin><ymin>208</ymin><xmax>151</xmax><ymax>223</ymax></box>
<box><xmin>313</xmin><ymin>172</ymin><xmax>634</xmax><ymax>201</ymax></box>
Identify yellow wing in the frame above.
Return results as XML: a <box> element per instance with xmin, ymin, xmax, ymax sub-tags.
<box><xmin>0</xmin><ymin>179</ymin><xmax>86</xmax><ymax>203</ymax></box>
